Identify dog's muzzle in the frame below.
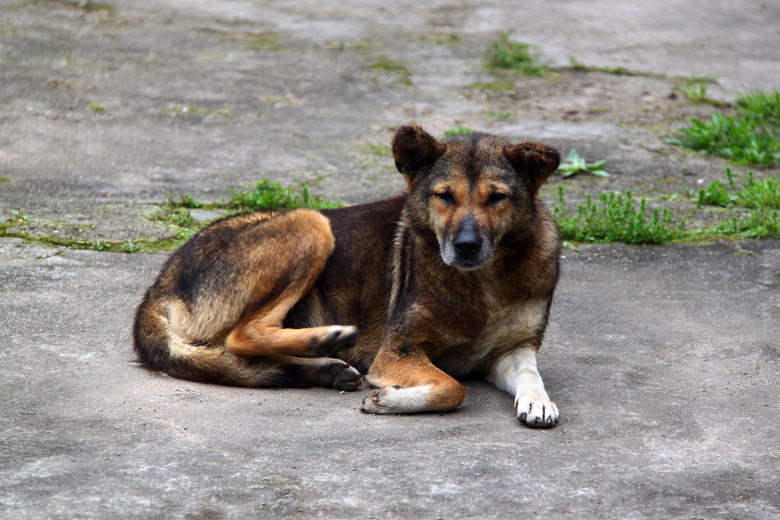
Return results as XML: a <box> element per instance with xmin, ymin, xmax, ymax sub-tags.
<box><xmin>440</xmin><ymin>215</ymin><xmax>494</xmax><ymax>270</ymax></box>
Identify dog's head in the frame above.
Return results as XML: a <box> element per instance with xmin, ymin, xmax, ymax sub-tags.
<box><xmin>392</xmin><ymin>123</ymin><xmax>559</xmax><ymax>271</ymax></box>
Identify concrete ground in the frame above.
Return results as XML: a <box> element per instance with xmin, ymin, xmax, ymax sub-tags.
<box><xmin>1</xmin><ymin>1</ymin><xmax>779</xmax><ymax>518</ymax></box>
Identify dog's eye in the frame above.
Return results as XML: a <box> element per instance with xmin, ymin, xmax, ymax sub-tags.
<box><xmin>434</xmin><ymin>192</ymin><xmax>455</xmax><ymax>204</ymax></box>
<box><xmin>488</xmin><ymin>193</ymin><xmax>507</xmax><ymax>206</ymax></box>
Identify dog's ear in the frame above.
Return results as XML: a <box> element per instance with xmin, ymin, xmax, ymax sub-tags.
<box><xmin>503</xmin><ymin>142</ymin><xmax>560</xmax><ymax>195</ymax></box>
<box><xmin>392</xmin><ymin>123</ymin><xmax>445</xmax><ymax>186</ymax></box>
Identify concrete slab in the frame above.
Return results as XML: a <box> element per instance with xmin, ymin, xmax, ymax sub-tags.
<box><xmin>1</xmin><ymin>238</ymin><xmax>779</xmax><ymax>518</ymax></box>
<box><xmin>2</xmin><ymin>1</ymin><xmax>780</xmax><ymax>518</ymax></box>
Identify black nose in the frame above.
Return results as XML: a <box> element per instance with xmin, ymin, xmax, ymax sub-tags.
<box><xmin>453</xmin><ymin>220</ymin><xmax>481</xmax><ymax>256</ymax></box>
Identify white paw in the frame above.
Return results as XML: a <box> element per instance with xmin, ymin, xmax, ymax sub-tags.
<box><xmin>515</xmin><ymin>392</ymin><xmax>559</xmax><ymax>428</ymax></box>
<box><xmin>359</xmin><ymin>384</ymin><xmax>431</xmax><ymax>414</ymax></box>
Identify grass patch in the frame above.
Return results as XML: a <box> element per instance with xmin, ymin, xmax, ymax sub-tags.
<box><xmin>443</xmin><ymin>126</ymin><xmax>474</xmax><ymax>138</ymax></box>
<box><xmin>673</xmin><ymin>76</ymin><xmax>728</xmax><ymax>106</ymax></box>
<box><xmin>553</xmin><ymin>187</ymin><xmax>680</xmax><ymax>244</ymax></box>
<box><xmin>485</xmin><ymin>110</ymin><xmax>511</xmax><ymax>121</ymax></box>
<box><xmin>566</xmin><ymin>56</ymin><xmax>659</xmax><ymax>77</ymax></box>
<box><xmin>224</xmin><ymin>30</ymin><xmax>280</xmax><ymax>51</ymax></box>
<box><xmin>0</xmin><ymin>177</ymin><xmax>10</xmax><ymax>184</ymax></box>
<box><xmin>668</xmin><ymin>89</ymin><xmax>780</xmax><ymax>165</ymax></box>
<box><xmin>467</xmin><ymin>79</ymin><xmax>515</xmax><ymax>91</ymax></box>
<box><xmin>486</xmin><ymin>32</ymin><xmax>546</xmax><ymax>76</ymax></box>
<box><xmin>370</xmin><ymin>55</ymin><xmax>412</xmax><ymax>85</ymax></box>
<box><xmin>697</xmin><ymin>168</ymin><xmax>780</xmax><ymax>239</ymax></box>
<box><xmin>557</xmin><ymin>150</ymin><xmax>611</xmax><ymax>178</ymax></box>
<box><xmin>697</xmin><ymin>168</ymin><xmax>780</xmax><ymax>210</ymax></box>
<box><xmin>227</xmin><ymin>180</ymin><xmax>342</xmax><ymax>211</ymax></box>
<box><xmin>89</xmin><ymin>103</ymin><xmax>104</xmax><ymax>112</ymax></box>
<box><xmin>362</xmin><ymin>143</ymin><xmax>392</xmax><ymax>157</ymax></box>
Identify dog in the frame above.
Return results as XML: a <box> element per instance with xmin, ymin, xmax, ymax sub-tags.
<box><xmin>133</xmin><ymin>123</ymin><xmax>562</xmax><ymax>427</ymax></box>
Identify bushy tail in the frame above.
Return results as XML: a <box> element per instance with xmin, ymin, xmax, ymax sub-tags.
<box><xmin>132</xmin><ymin>291</ymin><xmax>290</xmax><ymax>387</ymax></box>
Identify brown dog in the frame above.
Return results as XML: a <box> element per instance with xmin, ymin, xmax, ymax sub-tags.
<box><xmin>133</xmin><ymin>123</ymin><xmax>562</xmax><ymax>427</ymax></box>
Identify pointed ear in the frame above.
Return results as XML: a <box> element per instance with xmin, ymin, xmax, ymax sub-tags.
<box><xmin>391</xmin><ymin>123</ymin><xmax>445</xmax><ymax>186</ymax></box>
<box><xmin>503</xmin><ymin>142</ymin><xmax>560</xmax><ymax>195</ymax></box>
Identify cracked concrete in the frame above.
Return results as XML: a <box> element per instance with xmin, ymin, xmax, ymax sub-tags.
<box><xmin>1</xmin><ymin>1</ymin><xmax>779</xmax><ymax>518</ymax></box>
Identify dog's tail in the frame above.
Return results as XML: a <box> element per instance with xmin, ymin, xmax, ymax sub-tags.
<box><xmin>132</xmin><ymin>291</ymin><xmax>296</xmax><ymax>387</ymax></box>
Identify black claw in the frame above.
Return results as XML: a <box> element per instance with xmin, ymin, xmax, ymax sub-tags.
<box><xmin>534</xmin><ymin>417</ymin><xmax>541</xmax><ymax>424</ymax></box>
<box><xmin>519</xmin><ymin>413</ymin><xmax>527</xmax><ymax>422</ymax></box>
<box><xmin>391</xmin><ymin>384</ymin><xmax>402</xmax><ymax>389</ymax></box>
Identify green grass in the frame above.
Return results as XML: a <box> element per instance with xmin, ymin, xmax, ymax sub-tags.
<box><xmin>553</xmin><ymin>187</ymin><xmax>680</xmax><ymax>244</ymax></box>
<box><xmin>485</xmin><ymin>110</ymin><xmax>511</xmax><ymax>121</ymax></box>
<box><xmin>443</xmin><ymin>126</ymin><xmax>474</xmax><ymax>138</ymax></box>
<box><xmin>89</xmin><ymin>103</ymin><xmax>104</xmax><ymax>112</ymax></box>
<box><xmin>736</xmin><ymin>90</ymin><xmax>780</xmax><ymax>127</ymax></box>
<box><xmin>566</xmin><ymin>56</ymin><xmax>657</xmax><ymax>77</ymax></box>
<box><xmin>362</xmin><ymin>143</ymin><xmax>392</xmax><ymax>157</ymax></box>
<box><xmin>696</xmin><ymin>168</ymin><xmax>780</xmax><ymax>239</ymax></box>
<box><xmin>467</xmin><ymin>79</ymin><xmax>516</xmax><ymax>92</ymax></box>
<box><xmin>0</xmin><ymin>177</ymin><xmax>10</xmax><ymax>184</ymax></box>
<box><xmin>557</xmin><ymin>150</ymin><xmax>611</xmax><ymax>178</ymax></box>
<box><xmin>486</xmin><ymin>32</ymin><xmax>547</xmax><ymax>76</ymax></box>
<box><xmin>228</xmin><ymin>180</ymin><xmax>342</xmax><ymax>211</ymax></box>
<box><xmin>697</xmin><ymin>168</ymin><xmax>780</xmax><ymax>210</ymax></box>
<box><xmin>673</xmin><ymin>76</ymin><xmax>728</xmax><ymax>106</ymax></box>
<box><xmin>371</xmin><ymin>55</ymin><xmax>412</xmax><ymax>85</ymax></box>
<box><xmin>668</xmin><ymin>89</ymin><xmax>780</xmax><ymax>165</ymax></box>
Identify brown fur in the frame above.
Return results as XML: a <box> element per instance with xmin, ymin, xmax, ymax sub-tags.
<box><xmin>133</xmin><ymin>123</ymin><xmax>561</xmax><ymax>416</ymax></box>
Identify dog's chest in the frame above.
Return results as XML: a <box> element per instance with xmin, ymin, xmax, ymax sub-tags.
<box><xmin>434</xmin><ymin>292</ymin><xmax>548</xmax><ymax>377</ymax></box>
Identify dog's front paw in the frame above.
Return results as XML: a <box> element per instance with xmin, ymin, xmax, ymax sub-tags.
<box><xmin>317</xmin><ymin>360</ymin><xmax>362</xmax><ymax>391</ymax></box>
<box><xmin>360</xmin><ymin>386</ymin><xmax>402</xmax><ymax>414</ymax></box>
<box><xmin>515</xmin><ymin>392</ymin><xmax>559</xmax><ymax>428</ymax></box>
<box><xmin>311</xmin><ymin>326</ymin><xmax>358</xmax><ymax>356</ymax></box>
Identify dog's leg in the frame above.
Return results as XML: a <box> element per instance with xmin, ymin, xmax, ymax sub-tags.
<box><xmin>487</xmin><ymin>346</ymin><xmax>559</xmax><ymax>427</ymax></box>
<box><xmin>286</xmin><ymin>357</ymin><xmax>363</xmax><ymax>391</ymax></box>
<box><xmin>360</xmin><ymin>353</ymin><xmax>465</xmax><ymax>414</ymax></box>
<box><xmin>221</xmin><ymin>211</ymin><xmax>358</xmax><ymax>359</ymax></box>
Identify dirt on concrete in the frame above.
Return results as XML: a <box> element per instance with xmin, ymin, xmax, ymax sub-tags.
<box><xmin>1</xmin><ymin>1</ymin><xmax>779</xmax><ymax>519</ymax></box>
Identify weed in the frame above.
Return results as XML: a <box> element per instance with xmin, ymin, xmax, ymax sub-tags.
<box><xmin>673</xmin><ymin>76</ymin><xmax>727</xmax><ymax>106</ymax></box>
<box><xmin>486</xmin><ymin>110</ymin><xmax>511</xmax><ymax>121</ymax></box>
<box><xmin>362</xmin><ymin>143</ymin><xmax>391</xmax><ymax>157</ymax></box>
<box><xmin>566</xmin><ymin>56</ymin><xmax>653</xmax><ymax>77</ymax></box>
<box><xmin>228</xmin><ymin>180</ymin><xmax>342</xmax><ymax>211</ymax></box>
<box><xmin>698</xmin><ymin>169</ymin><xmax>780</xmax><ymax>209</ymax></box>
<box><xmin>553</xmin><ymin>187</ymin><xmax>680</xmax><ymax>244</ymax></box>
<box><xmin>89</xmin><ymin>103</ymin><xmax>104</xmax><ymax>112</ymax></box>
<box><xmin>120</xmin><ymin>239</ymin><xmax>141</xmax><ymax>253</ymax></box>
<box><xmin>679</xmin><ymin>83</ymin><xmax>709</xmax><ymax>102</ymax></box>
<box><xmin>11</xmin><ymin>210</ymin><xmax>28</xmax><ymax>223</ymax></box>
<box><xmin>485</xmin><ymin>32</ymin><xmax>546</xmax><ymax>76</ymax></box>
<box><xmin>557</xmin><ymin>150</ymin><xmax>610</xmax><ymax>178</ymax></box>
<box><xmin>443</xmin><ymin>126</ymin><xmax>474</xmax><ymax>138</ymax></box>
<box><xmin>165</xmin><ymin>193</ymin><xmax>204</xmax><ymax>209</ymax></box>
<box><xmin>0</xmin><ymin>177</ymin><xmax>10</xmax><ymax>184</ymax></box>
<box><xmin>712</xmin><ymin>208</ymin><xmax>780</xmax><ymax>239</ymax></box>
<box><xmin>567</xmin><ymin>56</ymin><xmax>588</xmax><ymax>71</ymax></box>
<box><xmin>668</xmin><ymin>89</ymin><xmax>780</xmax><ymax>165</ymax></box>
<box><xmin>467</xmin><ymin>79</ymin><xmax>515</xmax><ymax>91</ymax></box>
<box><xmin>371</xmin><ymin>55</ymin><xmax>412</xmax><ymax>85</ymax></box>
